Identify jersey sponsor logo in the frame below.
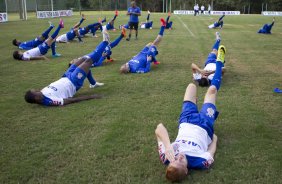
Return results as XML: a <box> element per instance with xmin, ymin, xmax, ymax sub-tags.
<box><xmin>130</xmin><ymin>59</ymin><xmax>139</xmax><ymax>64</ymax></box>
<box><xmin>206</xmin><ymin>107</ymin><xmax>215</xmax><ymax>118</ymax></box>
<box><xmin>176</xmin><ymin>140</ymin><xmax>202</xmax><ymax>149</ymax></box>
<box><xmin>47</xmin><ymin>85</ymin><xmax>58</xmax><ymax>91</ymax></box>
<box><xmin>77</xmin><ymin>72</ymin><xmax>83</xmax><ymax>79</ymax></box>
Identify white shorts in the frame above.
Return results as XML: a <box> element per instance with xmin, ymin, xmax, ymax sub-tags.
<box><xmin>208</xmin><ymin>24</ymin><xmax>215</xmax><ymax>29</ymax></box>
<box><xmin>56</xmin><ymin>34</ymin><xmax>68</xmax><ymax>42</ymax></box>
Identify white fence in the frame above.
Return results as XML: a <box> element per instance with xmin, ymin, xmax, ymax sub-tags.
<box><xmin>0</xmin><ymin>13</ymin><xmax>8</xmax><ymax>22</ymax></box>
<box><xmin>36</xmin><ymin>10</ymin><xmax>73</xmax><ymax>19</ymax></box>
<box><xmin>173</xmin><ymin>10</ymin><xmax>240</xmax><ymax>15</ymax></box>
<box><xmin>262</xmin><ymin>11</ymin><xmax>282</xmax><ymax>16</ymax></box>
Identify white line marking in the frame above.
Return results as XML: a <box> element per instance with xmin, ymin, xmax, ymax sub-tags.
<box><xmin>176</xmin><ymin>15</ymin><xmax>195</xmax><ymax>37</ymax></box>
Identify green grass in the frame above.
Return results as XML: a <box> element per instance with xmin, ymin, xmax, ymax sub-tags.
<box><xmin>0</xmin><ymin>12</ymin><xmax>282</xmax><ymax>183</ymax></box>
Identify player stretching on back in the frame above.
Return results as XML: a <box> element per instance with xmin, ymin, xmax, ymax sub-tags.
<box><xmin>191</xmin><ymin>32</ymin><xmax>226</xmax><ymax>87</ymax></box>
<box><xmin>155</xmin><ymin>45</ymin><xmax>226</xmax><ymax>182</ymax></box>
<box><xmin>24</xmin><ymin>29</ymin><xmax>110</xmax><ymax>106</ymax></box>
<box><xmin>208</xmin><ymin>14</ymin><xmax>225</xmax><ymax>29</ymax></box>
<box><xmin>13</xmin><ymin>19</ymin><xmax>64</xmax><ymax>61</ymax></box>
<box><xmin>258</xmin><ymin>17</ymin><xmax>275</xmax><ymax>34</ymax></box>
<box><xmin>12</xmin><ymin>22</ymin><xmax>61</xmax><ymax>57</ymax></box>
<box><xmin>56</xmin><ymin>14</ymin><xmax>86</xmax><ymax>43</ymax></box>
<box><xmin>140</xmin><ymin>10</ymin><xmax>153</xmax><ymax>29</ymax></box>
<box><xmin>120</xmin><ymin>19</ymin><xmax>166</xmax><ymax>74</ymax></box>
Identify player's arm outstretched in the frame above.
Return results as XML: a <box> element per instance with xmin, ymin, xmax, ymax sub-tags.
<box><xmin>155</xmin><ymin>123</ymin><xmax>176</xmax><ymax>162</ymax></box>
<box><xmin>63</xmin><ymin>94</ymin><xmax>102</xmax><ymax>105</ymax></box>
<box><xmin>207</xmin><ymin>134</ymin><xmax>218</xmax><ymax>158</ymax></box>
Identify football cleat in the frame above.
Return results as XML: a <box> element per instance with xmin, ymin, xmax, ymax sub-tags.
<box><xmin>217</xmin><ymin>45</ymin><xmax>226</xmax><ymax>63</ymax></box>
<box><xmin>121</xmin><ymin>27</ymin><xmax>126</xmax><ymax>37</ymax></box>
<box><xmin>160</xmin><ymin>18</ymin><xmax>166</xmax><ymax>27</ymax></box>
<box><xmin>89</xmin><ymin>82</ymin><xmax>104</xmax><ymax>89</ymax></box>
<box><xmin>59</xmin><ymin>19</ymin><xmax>64</xmax><ymax>28</ymax></box>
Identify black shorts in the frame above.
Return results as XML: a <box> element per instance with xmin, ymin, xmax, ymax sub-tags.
<box><xmin>128</xmin><ymin>22</ymin><xmax>139</xmax><ymax>30</ymax></box>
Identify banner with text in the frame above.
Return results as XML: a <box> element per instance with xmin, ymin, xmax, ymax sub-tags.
<box><xmin>0</xmin><ymin>13</ymin><xmax>8</xmax><ymax>22</ymax></box>
<box><xmin>262</xmin><ymin>11</ymin><xmax>282</xmax><ymax>16</ymax></box>
<box><xmin>37</xmin><ymin>10</ymin><xmax>73</xmax><ymax>19</ymax></box>
<box><xmin>174</xmin><ymin>10</ymin><xmax>240</xmax><ymax>15</ymax></box>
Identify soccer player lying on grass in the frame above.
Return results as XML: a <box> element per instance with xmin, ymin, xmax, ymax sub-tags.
<box><xmin>140</xmin><ymin>10</ymin><xmax>153</xmax><ymax>29</ymax></box>
<box><xmin>165</xmin><ymin>12</ymin><xmax>173</xmax><ymax>29</ymax></box>
<box><xmin>56</xmin><ymin>14</ymin><xmax>86</xmax><ymax>43</ymax></box>
<box><xmin>191</xmin><ymin>32</ymin><xmax>226</xmax><ymax>87</ymax></box>
<box><xmin>13</xmin><ymin>19</ymin><xmax>64</xmax><ymax>61</ymax></box>
<box><xmin>78</xmin><ymin>22</ymin><xmax>103</xmax><ymax>38</ymax></box>
<box><xmin>119</xmin><ymin>19</ymin><xmax>166</xmax><ymax>74</ymax></box>
<box><xmin>24</xmin><ymin>29</ymin><xmax>110</xmax><ymax>106</ymax></box>
<box><xmin>69</xmin><ymin>27</ymin><xmax>126</xmax><ymax>67</ymax></box>
<box><xmin>91</xmin><ymin>27</ymin><xmax>126</xmax><ymax>66</ymax></box>
<box><xmin>258</xmin><ymin>17</ymin><xmax>275</xmax><ymax>34</ymax></box>
<box><xmin>208</xmin><ymin>14</ymin><xmax>225</xmax><ymax>29</ymax></box>
<box><xmin>12</xmin><ymin>22</ymin><xmax>61</xmax><ymax>57</ymax></box>
<box><xmin>155</xmin><ymin>45</ymin><xmax>226</xmax><ymax>182</ymax></box>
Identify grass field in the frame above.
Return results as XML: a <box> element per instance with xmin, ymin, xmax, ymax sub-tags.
<box><xmin>0</xmin><ymin>11</ymin><xmax>282</xmax><ymax>183</ymax></box>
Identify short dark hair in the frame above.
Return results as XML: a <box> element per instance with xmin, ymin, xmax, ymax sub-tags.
<box><xmin>25</xmin><ymin>90</ymin><xmax>36</xmax><ymax>103</ymax></box>
<box><xmin>13</xmin><ymin>51</ymin><xmax>22</xmax><ymax>60</ymax></box>
<box><xmin>12</xmin><ymin>39</ymin><xmax>19</xmax><ymax>46</ymax></box>
<box><xmin>198</xmin><ymin>78</ymin><xmax>209</xmax><ymax>87</ymax></box>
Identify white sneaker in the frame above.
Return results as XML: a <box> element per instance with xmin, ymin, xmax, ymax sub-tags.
<box><xmin>89</xmin><ymin>82</ymin><xmax>104</xmax><ymax>89</ymax></box>
<box><xmin>148</xmin><ymin>10</ymin><xmax>151</xmax><ymax>14</ymax></box>
<box><xmin>216</xmin><ymin>32</ymin><xmax>221</xmax><ymax>40</ymax></box>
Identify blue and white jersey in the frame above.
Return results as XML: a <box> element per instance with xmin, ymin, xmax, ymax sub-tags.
<box><xmin>78</xmin><ymin>27</ymin><xmax>88</xmax><ymax>37</ymax></box>
<box><xmin>158</xmin><ymin>123</ymin><xmax>214</xmax><ymax>169</ymax></box>
<box><xmin>66</xmin><ymin>29</ymin><xmax>77</xmax><ymax>40</ymax></box>
<box><xmin>128</xmin><ymin>46</ymin><xmax>150</xmax><ymax>73</ymax></box>
<box><xmin>19</xmin><ymin>38</ymin><xmax>43</xmax><ymax>50</ymax></box>
<box><xmin>128</xmin><ymin>6</ymin><xmax>141</xmax><ymax>23</ymax></box>
<box><xmin>41</xmin><ymin>77</ymin><xmax>76</xmax><ymax>106</ymax></box>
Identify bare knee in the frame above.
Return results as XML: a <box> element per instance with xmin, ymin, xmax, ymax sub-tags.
<box><xmin>207</xmin><ymin>86</ymin><xmax>217</xmax><ymax>95</ymax></box>
<box><xmin>187</xmin><ymin>83</ymin><xmax>196</xmax><ymax>90</ymax></box>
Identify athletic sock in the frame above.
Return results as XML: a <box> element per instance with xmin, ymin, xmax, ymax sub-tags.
<box><xmin>211</xmin><ymin>61</ymin><xmax>223</xmax><ymax>90</ymax></box>
<box><xmin>42</xmin><ymin>26</ymin><xmax>54</xmax><ymax>39</ymax></box>
<box><xmin>79</xmin><ymin>17</ymin><xmax>85</xmax><ymax>26</ymax></box>
<box><xmin>51</xmin><ymin>42</ymin><xmax>56</xmax><ymax>55</ymax></box>
<box><xmin>159</xmin><ymin>26</ymin><xmax>165</xmax><ymax>36</ymax></box>
<box><xmin>51</xmin><ymin>26</ymin><xmax>61</xmax><ymax>39</ymax></box>
<box><xmin>218</xmin><ymin>15</ymin><xmax>225</xmax><ymax>22</ymax></box>
<box><xmin>109</xmin><ymin>34</ymin><xmax>123</xmax><ymax>48</ymax></box>
<box><xmin>147</xmin><ymin>14</ymin><xmax>150</xmax><ymax>21</ymax></box>
<box><xmin>212</xmin><ymin>40</ymin><xmax>221</xmax><ymax>50</ymax></box>
<box><xmin>112</xmin><ymin>15</ymin><xmax>117</xmax><ymax>21</ymax></box>
<box><xmin>166</xmin><ymin>16</ymin><xmax>170</xmax><ymax>24</ymax></box>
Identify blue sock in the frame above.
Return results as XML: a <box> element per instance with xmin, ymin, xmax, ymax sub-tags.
<box><xmin>112</xmin><ymin>15</ymin><xmax>117</xmax><ymax>21</ymax></box>
<box><xmin>51</xmin><ymin>42</ymin><xmax>56</xmax><ymax>55</ymax></box>
<box><xmin>51</xmin><ymin>26</ymin><xmax>61</xmax><ymax>39</ymax></box>
<box><xmin>147</xmin><ymin>14</ymin><xmax>150</xmax><ymax>21</ymax></box>
<box><xmin>166</xmin><ymin>16</ymin><xmax>170</xmax><ymax>23</ymax></box>
<box><xmin>211</xmin><ymin>61</ymin><xmax>223</xmax><ymax>90</ymax></box>
<box><xmin>159</xmin><ymin>26</ymin><xmax>165</xmax><ymax>36</ymax></box>
<box><xmin>42</xmin><ymin>26</ymin><xmax>54</xmax><ymax>39</ymax></box>
<box><xmin>87</xmin><ymin>70</ymin><xmax>96</xmax><ymax>85</ymax></box>
<box><xmin>102</xmin><ymin>18</ymin><xmax>106</xmax><ymax>23</ymax></box>
<box><xmin>79</xmin><ymin>18</ymin><xmax>85</xmax><ymax>26</ymax></box>
<box><xmin>212</xmin><ymin>39</ymin><xmax>221</xmax><ymax>50</ymax></box>
<box><xmin>109</xmin><ymin>34</ymin><xmax>123</xmax><ymax>48</ymax></box>
<box><xmin>218</xmin><ymin>15</ymin><xmax>225</xmax><ymax>22</ymax></box>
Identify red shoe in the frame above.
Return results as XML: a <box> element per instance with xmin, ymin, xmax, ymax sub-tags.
<box><xmin>154</xmin><ymin>61</ymin><xmax>160</xmax><ymax>65</ymax></box>
<box><xmin>115</xmin><ymin>10</ymin><xmax>119</xmax><ymax>16</ymax></box>
<box><xmin>121</xmin><ymin>27</ymin><xmax>126</xmax><ymax>37</ymax></box>
<box><xmin>160</xmin><ymin>18</ymin><xmax>166</xmax><ymax>27</ymax></box>
<box><xmin>59</xmin><ymin>18</ymin><xmax>64</xmax><ymax>28</ymax></box>
<box><xmin>106</xmin><ymin>58</ymin><xmax>114</xmax><ymax>62</ymax></box>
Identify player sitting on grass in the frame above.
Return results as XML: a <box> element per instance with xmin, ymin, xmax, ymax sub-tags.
<box><xmin>208</xmin><ymin>14</ymin><xmax>225</xmax><ymax>29</ymax></box>
<box><xmin>119</xmin><ymin>19</ymin><xmax>166</xmax><ymax>74</ymax></box>
<box><xmin>24</xmin><ymin>29</ymin><xmax>110</xmax><ymax>106</ymax></box>
<box><xmin>155</xmin><ymin>45</ymin><xmax>226</xmax><ymax>182</ymax></box>
<box><xmin>56</xmin><ymin>14</ymin><xmax>86</xmax><ymax>43</ymax></box>
<box><xmin>13</xmin><ymin>19</ymin><xmax>64</xmax><ymax>61</ymax></box>
<box><xmin>258</xmin><ymin>17</ymin><xmax>275</xmax><ymax>34</ymax></box>
<box><xmin>165</xmin><ymin>12</ymin><xmax>173</xmax><ymax>29</ymax></box>
<box><xmin>191</xmin><ymin>32</ymin><xmax>226</xmax><ymax>87</ymax></box>
<box><xmin>140</xmin><ymin>10</ymin><xmax>153</xmax><ymax>29</ymax></box>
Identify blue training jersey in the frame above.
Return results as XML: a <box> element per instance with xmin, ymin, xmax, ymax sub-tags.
<box><xmin>19</xmin><ymin>38</ymin><xmax>43</xmax><ymax>50</ymax></box>
<box><xmin>128</xmin><ymin>46</ymin><xmax>150</xmax><ymax>73</ymax></box>
<box><xmin>78</xmin><ymin>27</ymin><xmax>88</xmax><ymax>36</ymax></box>
<box><xmin>128</xmin><ymin>7</ymin><xmax>141</xmax><ymax>23</ymax></box>
<box><xmin>66</xmin><ymin>29</ymin><xmax>76</xmax><ymax>40</ymax></box>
